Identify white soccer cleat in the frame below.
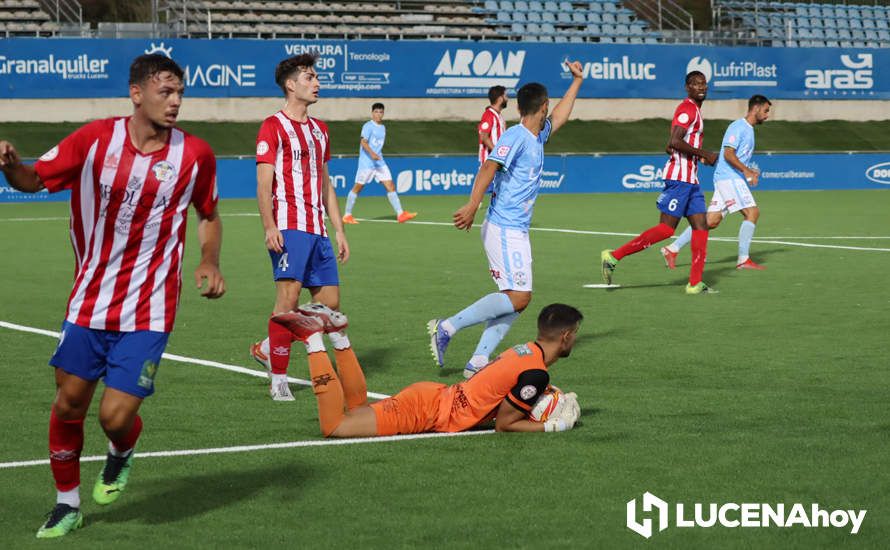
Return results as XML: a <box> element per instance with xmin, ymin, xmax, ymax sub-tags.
<box><xmin>298</xmin><ymin>302</ymin><xmax>348</xmax><ymax>333</ymax></box>
<box><xmin>269</xmin><ymin>379</ymin><xmax>295</xmax><ymax>401</ymax></box>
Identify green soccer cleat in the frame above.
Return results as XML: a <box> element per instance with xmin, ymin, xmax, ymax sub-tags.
<box><xmin>93</xmin><ymin>450</ymin><xmax>135</xmax><ymax>505</ymax></box>
<box><xmin>685</xmin><ymin>282</ymin><xmax>719</xmax><ymax>295</ymax></box>
<box><xmin>36</xmin><ymin>503</ymin><xmax>83</xmax><ymax>538</ymax></box>
<box><xmin>600</xmin><ymin>249</ymin><xmax>618</xmax><ymax>285</ymax></box>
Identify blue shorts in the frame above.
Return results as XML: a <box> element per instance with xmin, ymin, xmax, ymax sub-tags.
<box><xmin>49</xmin><ymin>321</ymin><xmax>169</xmax><ymax>398</ymax></box>
<box><xmin>656</xmin><ymin>180</ymin><xmax>707</xmax><ymax>218</ymax></box>
<box><xmin>269</xmin><ymin>229</ymin><xmax>340</xmax><ymax>287</ymax></box>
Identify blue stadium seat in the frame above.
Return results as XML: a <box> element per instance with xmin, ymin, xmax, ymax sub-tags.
<box><xmin>500</xmin><ymin>1</ymin><xmax>514</xmax><ymax>11</ymax></box>
<box><xmin>785</xmin><ymin>39</ymin><xmax>798</xmax><ymax>47</ymax></box>
<box><xmin>510</xmin><ymin>22</ymin><xmax>525</xmax><ymax>35</ymax></box>
<box><xmin>617</xmin><ymin>13</ymin><xmax>633</xmax><ymax>25</ymax></box>
<box><xmin>847</xmin><ymin>7</ymin><xmax>860</xmax><ymax>20</ymax></box>
<box><xmin>601</xmin><ymin>12</ymin><xmax>616</xmax><ymax>24</ymax></box>
<box><xmin>614</xmin><ymin>23</ymin><xmax>630</xmax><ymax>36</ymax></box>
<box><xmin>852</xmin><ymin>29</ymin><xmax>866</xmax><ymax>40</ymax></box>
<box><xmin>526</xmin><ymin>11</ymin><xmax>541</xmax><ymax>22</ymax></box>
<box><xmin>644</xmin><ymin>36</ymin><xmax>658</xmax><ymax>44</ymax></box>
<box><xmin>807</xmin><ymin>6</ymin><xmax>820</xmax><ymax>17</ymax></box>
<box><xmin>879</xmin><ymin>29</ymin><xmax>890</xmax><ymax>40</ymax></box>
<box><xmin>572</xmin><ymin>12</ymin><xmax>586</xmax><ymax>24</ymax></box>
<box><xmin>515</xmin><ymin>1</ymin><xmax>529</xmax><ymax>12</ymax></box>
<box><xmin>820</xmin><ymin>6</ymin><xmax>833</xmax><ymax>18</ymax></box>
<box><xmin>587</xmin><ymin>12</ymin><xmax>601</xmax><ymax>23</ymax></box>
<box><xmin>587</xmin><ymin>2</ymin><xmax>602</xmax><ymax>12</ymax></box>
<box><xmin>484</xmin><ymin>0</ymin><xmax>498</xmax><ymax>12</ymax></box>
<box><xmin>512</xmin><ymin>11</ymin><xmax>526</xmax><ymax>22</ymax></box>
<box><xmin>569</xmin><ymin>35</ymin><xmax>584</xmax><ymax>43</ymax></box>
<box><xmin>878</xmin><ymin>19</ymin><xmax>889</xmax><ymax>30</ymax></box>
<box><xmin>630</xmin><ymin>24</ymin><xmax>644</xmax><ymax>35</ymax></box>
<box><xmin>529</xmin><ymin>1</ymin><xmax>544</xmax><ymax>12</ymax></box>
<box><xmin>544</xmin><ymin>1</ymin><xmax>559</xmax><ymax>12</ymax></box>
<box><xmin>557</xmin><ymin>12</ymin><xmax>571</xmax><ymax>24</ymax></box>
<box><xmin>585</xmin><ymin>23</ymin><xmax>601</xmax><ymax>35</ymax></box>
<box><xmin>825</xmin><ymin>40</ymin><xmax>840</xmax><ymax>48</ymax></box>
<box><xmin>838</xmin><ymin>28</ymin><xmax>852</xmax><ymax>40</ymax></box>
<box><xmin>825</xmin><ymin>28</ymin><xmax>839</xmax><ymax>39</ymax></box>
<box><xmin>865</xmin><ymin>29</ymin><xmax>879</xmax><ymax>40</ymax></box>
<box><xmin>850</xmin><ymin>18</ymin><xmax>863</xmax><ymax>30</ymax></box>
<box><xmin>795</xmin><ymin>17</ymin><xmax>808</xmax><ymax>29</ymax></box>
<box><xmin>542</xmin><ymin>11</ymin><xmax>556</xmax><ymax>23</ymax></box>
<box><xmin>599</xmin><ymin>36</ymin><xmax>614</xmax><ymax>43</ymax></box>
<box><xmin>863</xmin><ymin>19</ymin><xmax>875</xmax><ymax>30</ymax></box>
<box><xmin>527</xmin><ymin>22</ymin><xmax>541</xmax><ymax>33</ymax></box>
<box><xmin>538</xmin><ymin>34</ymin><xmax>554</xmax><ymax>42</ymax></box>
<box><xmin>603</xmin><ymin>2</ymin><xmax>617</xmax><ymax>13</ymax></box>
<box><xmin>840</xmin><ymin>40</ymin><xmax>853</xmax><ymax>48</ymax></box>
<box><xmin>541</xmin><ymin>22</ymin><xmax>556</xmax><ymax>34</ymax></box>
<box><xmin>559</xmin><ymin>1</ymin><xmax>572</xmax><ymax>12</ymax></box>
<box><xmin>823</xmin><ymin>18</ymin><xmax>836</xmax><ymax>29</ymax></box>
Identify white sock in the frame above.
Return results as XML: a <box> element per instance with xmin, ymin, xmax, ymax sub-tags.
<box><xmin>327</xmin><ymin>331</ymin><xmax>350</xmax><ymax>350</ymax></box>
<box><xmin>441</xmin><ymin>319</ymin><xmax>456</xmax><ymax>336</ymax></box>
<box><xmin>108</xmin><ymin>440</ymin><xmax>133</xmax><ymax>458</ymax></box>
<box><xmin>468</xmin><ymin>355</ymin><xmax>489</xmax><ymax>370</ymax></box>
<box><xmin>271</xmin><ymin>373</ymin><xmax>288</xmax><ymax>385</ymax></box>
<box><xmin>57</xmin><ymin>487</ymin><xmax>80</xmax><ymax>508</ymax></box>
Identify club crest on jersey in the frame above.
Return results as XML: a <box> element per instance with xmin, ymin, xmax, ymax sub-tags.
<box><xmin>311</xmin><ymin>127</ymin><xmax>324</xmax><ymax>141</ymax></box>
<box><xmin>103</xmin><ymin>153</ymin><xmax>119</xmax><ymax>170</ymax></box>
<box><xmin>497</xmin><ymin>145</ymin><xmax>511</xmax><ymax>157</ymax></box>
<box><xmin>256</xmin><ymin>140</ymin><xmax>269</xmax><ymax>156</ymax></box>
<box><xmin>151</xmin><ymin>160</ymin><xmax>177</xmax><ymax>185</ymax></box>
<box><xmin>39</xmin><ymin>145</ymin><xmax>59</xmax><ymax>162</ymax></box>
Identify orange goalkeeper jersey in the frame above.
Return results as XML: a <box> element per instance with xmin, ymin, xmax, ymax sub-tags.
<box><xmin>434</xmin><ymin>341</ymin><xmax>550</xmax><ymax>432</ymax></box>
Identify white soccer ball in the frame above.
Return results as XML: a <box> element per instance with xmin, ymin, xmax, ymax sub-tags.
<box><xmin>529</xmin><ymin>388</ymin><xmax>566</xmax><ymax>422</ymax></box>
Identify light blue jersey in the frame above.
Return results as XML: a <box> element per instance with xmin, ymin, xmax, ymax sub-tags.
<box><xmin>357</xmin><ymin>120</ymin><xmax>386</xmax><ymax>170</ymax></box>
<box><xmin>714</xmin><ymin>118</ymin><xmax>755</xmax><ymax>181</ymax></box>
<box><xmin>485</xmin><ymin>119</ymin><xmax>552</xmax><ymax>231</ymax></box>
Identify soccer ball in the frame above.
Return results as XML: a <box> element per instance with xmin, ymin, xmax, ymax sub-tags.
<box><xmin>529</xmin><ymin>388</ymin><xmax>565</xmax><ymax>422</ymax></box>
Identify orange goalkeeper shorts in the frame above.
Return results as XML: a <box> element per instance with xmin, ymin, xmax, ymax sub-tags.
<box><xmin>371</xmin><ymin>382</ymin><xmax>447</xmax><ymax>436</ymax></box>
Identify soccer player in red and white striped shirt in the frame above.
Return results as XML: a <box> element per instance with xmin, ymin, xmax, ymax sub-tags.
<box><xmin>0</xmin><ymin>54</ymin><xmax>225</xmax><ymax>538</ymax></box>
<box><xmin>600</xmin><ymin>71</ymin><xmax>719</xmax><ymax>294</ymax></box>
<box><xmin>249</xmin><ymin>54</ymin><xmax>366</xmax><ymax>408</ymax></box>
<box><xmin>478</xmin><ymin>85</ymin><xmax>507</xmax><ymax>166</ymax></box>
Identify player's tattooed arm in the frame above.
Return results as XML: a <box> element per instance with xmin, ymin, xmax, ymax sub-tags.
<box><xmin>723</xmin><ymin>146</ymin><xmax>759</xmax><ymax>186</ymax></box>
<box><xmin>549</xmin><ymin>60</ymin><xmax>584</xmax><ymax>135</ymax></box>
<box><xmin>321</xmin><ymin>164</ymin><xmax>350</xmax><ymax>263</ymax></box>
<box><xmin>195</xmin><ymin>206</ymin><xmax>226</xmax><ymax>299</ymax></box>
<box><xmin>0</xmin><ymin>141</ymin><xmax>44</xmax><ymax>192</ymax></box>
<box><xmin>668</xmin><ymin>126</ymin><xmax>718</xmax><ymax>165</ymax></box>
<box><xmin>454</xmin><ymin>159</ymin><xmax>499</xmax><ymax>231</ymax></box>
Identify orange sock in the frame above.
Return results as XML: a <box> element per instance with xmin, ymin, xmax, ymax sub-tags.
<box><xmin>334</xmin><ymin>347</ymin><xmax>368</xmax><ymax>409</ymax></box>
<box><xmin>306</xmin><ymin>335</ymin><xmax>345</xmax><ymax>437</ymax></box>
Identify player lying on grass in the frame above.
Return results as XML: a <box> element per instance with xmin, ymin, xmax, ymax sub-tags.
<box><xmin>0</xmin><ymin>54</ymin><xmax>225</xmax><ymax>538</ymax></box>
<box><xmin>276</xmin><ymin>303</ymin><xmax>583</xmax><ymax>437</ymax></box>
<box><xmin>661</xmin><ymin>95</ymin><xmax>772</xmax><ymax>271</ymax></box>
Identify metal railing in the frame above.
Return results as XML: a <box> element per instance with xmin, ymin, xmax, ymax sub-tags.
<box><xmin>624</xmin><ymin>0</ymin><xmax>694</xmax><ymax>42</ymax></box>
<box><xmin>35</xmin><ymin>0</ymin><xmax>82</xmax><ymax>25</ymax></box>
<box><xmin>161</xmin><ymin>0</ymin><xmax>212</xmax><ymax>38</ymax></box>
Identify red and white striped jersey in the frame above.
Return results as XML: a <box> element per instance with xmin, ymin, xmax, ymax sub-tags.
<box><xmin>256</xmin><ymin>111</ymin><xmax>331</xmax><ymax>236</ymax></box>
<box><xmin>663</xmin><ymin>98</ymin><xmax>704</xmax><ymax>184</ymax></box>
<box><xmin>478</xmin><ymin>106</ymin><xmax>505</xmax><ymax>165</ymax></box>
<box><xmin>34</xmin><ymin>117</ymin><xmax>218</xmax><ymax>333</ymax></box>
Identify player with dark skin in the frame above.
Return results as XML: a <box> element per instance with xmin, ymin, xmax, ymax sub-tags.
<box><xmin>662</xmin><ymin>72</ymin><xmax>718</xmax><ymax>233</ymax></box>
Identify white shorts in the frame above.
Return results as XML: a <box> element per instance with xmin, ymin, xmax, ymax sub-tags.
<box><xmin>354</xmin><ymin>164</ymin><xmax>392</xmax><ymax>185</ymax></box>
<box><xmin>481</xmin><ymin>220</ymin><xmax>532</xmax><ymax>292</ymax></box>
<box><xmin>709</xmin><ymin>178</ymin><xmax>757</xmax><ymax>215</ymax></box>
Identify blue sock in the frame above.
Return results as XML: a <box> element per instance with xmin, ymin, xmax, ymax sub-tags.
<box><xmin>670</xmin><ymin>226</ymin><xmax>693</xmax><ymax>252</ymax></box>
<box><xmin>386</xmin><ymin>191</ymin><xmax>403</xmax><ymax>215</ymax></box>
<box><xmin>473</xmin><ymin>311</ymin><xmax>519</xmax><ymax>359</ymax></box>
<box><xmin>445</xmin><ymin>293</ymin><xmax>515</xmax><ymax>334</ymax></box>
<box><xmin>738</xmin><ymin>220</ymin><xmax>756</xmax><ymax>263</ymax></box>
<box><xmin>345</xmin><ymin>191</ymin><xmax>358</xmax><ymax>216</ymax></box>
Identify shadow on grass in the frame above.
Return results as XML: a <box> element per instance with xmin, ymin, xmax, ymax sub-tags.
<box><xmin>90</xmin><ymin>464</ymin><xmax>308</xmax><ymax>526</ymax></box>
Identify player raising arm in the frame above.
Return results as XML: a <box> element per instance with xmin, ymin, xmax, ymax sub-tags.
<box><xmin>661</xmin><ymin>95</ymin><xmax>772</xmax><ymax>271</ymax></box>
<box><xmin>1</xmin><ymin>53</ymin><xmax>224</xmax><ymax>538</ymax></box>
<box><xmin>429</xmin><ymin>61</ymin><xmax>584</xmax><ymax>379</ymax></box>
<box><xmin>276</xmin><ymin>303</ymin><xmax>582</xmax><ymax>437</ymax></box>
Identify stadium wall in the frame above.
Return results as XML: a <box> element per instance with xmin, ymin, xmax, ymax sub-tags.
<box><xmin>3</xmin><ymin>153</ymin><xmax>888</xmax><ymax>203</ymax></box>
<box><xmin>0</xmin><ymin>38</ymin><xmax>888</xmax><ymax>122</ymax></box>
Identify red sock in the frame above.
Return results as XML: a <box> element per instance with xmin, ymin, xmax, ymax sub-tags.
<box><xmin>268</xmin><ymin>317</ymin><xmax>292</xmax><ymax>375</ymax></box>
<box><xmin>613</xmin><ymin>223</ymin><xmax>675</xmax><ymax>260</ymax></box>
<box><xmin>49</xmin><ymin>408</ymin><xmax>84</xmax><ymax>492</ymax></box>
<box><xmin>110</xmin><ymin>415</ymin><xmax>142</xmax><ymax>454</ymax></box>
<box><xmin>689</xmin><ymin>229</ymin><xmax>709</xmax><ymax>286</ymax></box>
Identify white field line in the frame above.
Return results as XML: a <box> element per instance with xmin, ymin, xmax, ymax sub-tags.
<box><xmin>1</xmin><ymin>213</ymin><xmax>889</xmax><ymax>251</ymax></box>
<box><xmin>0</xmin><ymin>321</ymin><xmax>389</xmax><ymax>400</ymax></box>
<box><xmin>0</xmin><ymin>430</ymin><xmax>495</xmax><ymax>470</ymax></box>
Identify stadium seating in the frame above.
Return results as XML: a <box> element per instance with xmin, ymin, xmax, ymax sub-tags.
<box><xmin>0</xmin><ymin>0</ymin><xmax>59</xmax><ymax>37</ymax></box>
<box><xmin>715</xmin><ymin>1</ymin><xmax>890</xmax><ymax>48</ymax></box>
<box><xmin>159</xmin><ymin>0</ymin><xmax>663</xmax><ymax>44</ymax></box>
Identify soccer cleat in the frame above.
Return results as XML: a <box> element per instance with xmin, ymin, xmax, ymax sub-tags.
<box><xmin>397</xmin><ymin>211</ymin><xmax>417</xmax><ymax>223</ymax></box>
<box><xmin>93</xmin><ymin>450</ymin><xmax>135</xmax><ymax>505</ymax></box>
<box><xmin>270</xmin><ymin>379</ymin><xmax>295</xmax><ymax>401</ymax></box>
<box><xmin>736</xmin><ymin>258</ymin><xmax>766</xmax><ymax>270</ymax></box>
<box><xmin>600</xmin><ymin>249</ymin><xmax>617</xmax><ymax>285</ymax></box>
<box><xmin>463</xmin><ymin>363</ymin><xmax>483</xmax><ymax>380</ymax></box>
<box><xmin>685</xmin><ymin>282</ymin><xmax>719</xmax><ymax>295</ymax></box>
<box><xmin>298</xmin><ymin>302</ymin><xmax>348</xmax><ymax>333</ymax></box>
<box><xmin>270</xmin><ymin>310</ymin><xmax>325</xmax><ymax>342</ymax></box>
<box><xmin>36</xmin><ymin>503</ymin><xmax>83</xmax><ymax>538</ymax></box>
<box><xmin>342</xmin><ymin>214</ymin><xmax>358</xmax><ymax>225</ymax></box>
<box><xmin>660</xmin><ymin>246</ymin><xmax>678</xmax><ymax>270</ymax></box>
<box><xmin>427</xmin><ymin>319</ymin><xmax>451</xmax><ymax>367</ymax></box>
<box><xmin>250</xmin><ymin>340</ymin><xmax>271</xmax><ymax>377</ymax></box>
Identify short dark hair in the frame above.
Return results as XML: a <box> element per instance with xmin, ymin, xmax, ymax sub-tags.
<box><xmin>517</xmin><ymin>82</ymin><xmax>548</xmax><ymax>116</ymax></box>
<box><xmin>275</xmin><ymin>53</ymin><xmax>318</xmax><ymax>95</ymax></box>
<box><xmin>537</xmin><ymin>304</ymin><xmax>583</xmax><ymax>340</ymax></box>
<box><xmin>488</xmin><ymin>85</ymin><xmax>506</xmax><ymax>105</ymax></box>
<box><xmin>371</xmin><ymin>102</ymin><xmax>385</xmax><ymax>111</ymax></box>
<box><xmin>748</xmin><ymin>94</ymin><xmax>772</xmax><ymax>109</ymax></box>
<box><xmin>685</xmin><ymin>70</ymin><xmax>705</xmax><ymax>85</ymax></box>
<box><xmin>129</xmin><ymin>54</ymin><xmax>183</xmax><ymax>86</ymax></box>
